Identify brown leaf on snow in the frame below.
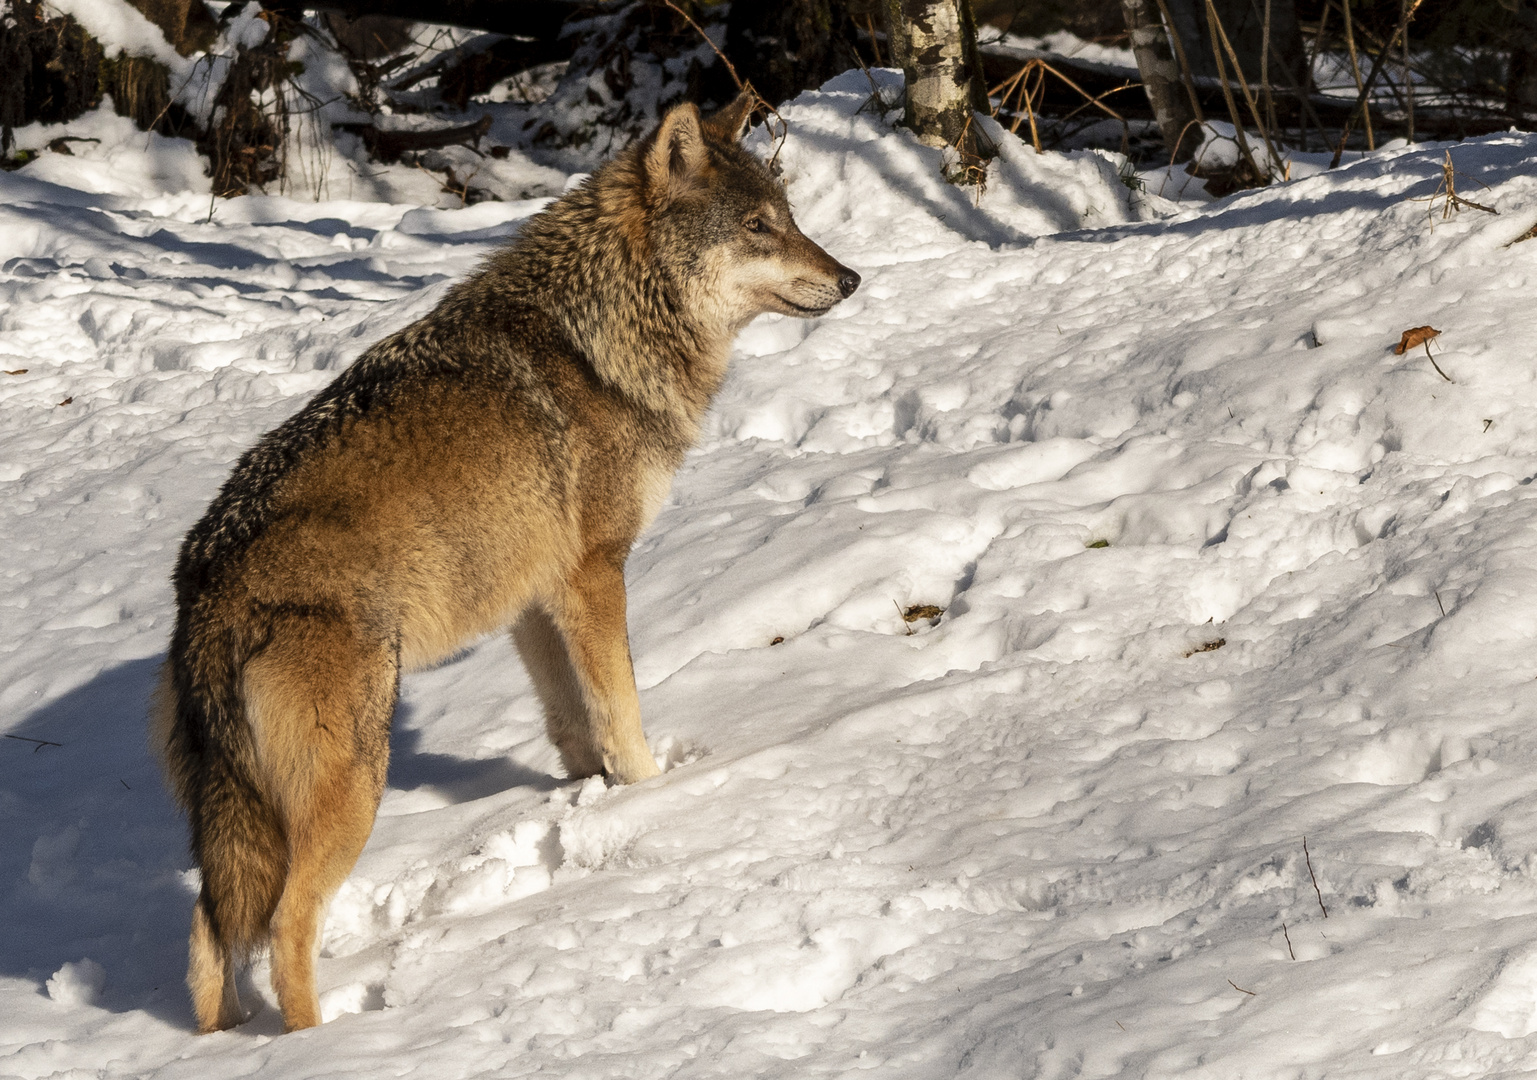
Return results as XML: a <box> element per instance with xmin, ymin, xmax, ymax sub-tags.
<box><xmin>1395</xmin><ymin>326</ymin><xmax>1441</xmax><ymax>355</ymax></box>
<box><xmin>56</xmin><ymin>397</ymin><xmax>72</xmax><ymax>406</ymax></box>
<box><xmin>4</xmin><ymin>369</ymin><xmax>26</xmax><ymax>375</ymax></box>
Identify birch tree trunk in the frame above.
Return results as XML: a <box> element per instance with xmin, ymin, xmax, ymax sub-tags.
<box><xmin>881</xmin><ymin>0</ymin><xmax>988</xmax><ymax>151</ymax></box>
<box><xmin>1121</xmin><ymin>0</ymin><xmax>1197</xmax><ymax>161</ymax></box>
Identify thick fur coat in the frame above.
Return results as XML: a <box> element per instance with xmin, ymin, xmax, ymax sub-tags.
<box><xmin>153</xmin><ymin>94</ymin><xmax>859</xmax><ymax>1034</ymax></box>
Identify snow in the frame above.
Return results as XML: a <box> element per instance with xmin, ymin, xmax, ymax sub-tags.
<box><xmin>992</xmin><ymin>30</ymin><xmax>1139</xmax><ymax>72</ymax></box>
<box><xmin>43</xmin><ymin>0</ymin><xmax>190</xmax><ymax>74</ymax></box>
<box><xmin>4</xmin><ymin>104</ymin><xmax>212</xmax><ymax>200</ymax></box>
<box><xmin>7</xmin><ymin>71</ymin><xmax>1537</xmax><ymax>1079</ymax></box>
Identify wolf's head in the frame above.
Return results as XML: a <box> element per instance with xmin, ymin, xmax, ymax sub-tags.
<box><xmin>639</xmin><ymin>94</ymin><xmax>860</xmax><ymax>332</ymax></box>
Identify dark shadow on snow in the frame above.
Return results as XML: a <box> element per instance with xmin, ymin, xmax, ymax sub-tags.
<box><xmin>1056</xmin><ymin>137</ymin><xmax>1537</xmax><ymax>246</ymax></box>
<box><xmin>388</xmin><ymin>706</ymin><xmax>562</xmax><ymax>802</ymax></box>
<box><xmin>0</xmin><ymin>654</ymin><xmax>556</xmax><ymax>1032</ymax></box>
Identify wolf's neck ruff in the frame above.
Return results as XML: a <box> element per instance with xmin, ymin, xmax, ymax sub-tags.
<box><xmin>483</xmin><ymin>154</ymin><xmax>733</xmax><ymax>426</ymax></box>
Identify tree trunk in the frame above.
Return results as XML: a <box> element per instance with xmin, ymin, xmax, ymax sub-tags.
<box><xmin>125</xmin><ymin>0</ymin><xmax>218</xmax><ymax>54</ymax></box>
<box><xmin>1161</xmin><ymin>0</ymin><xmax>1304</xmax><ymax>89</ymax></box>
<box><xmin>1510</xmin><ymin>0</ymin><xmax>1537</xmax><ymax>125</ymax></box>
<box><xmin>1121</xmin><ymin>0</ymin><xmax>1197</xmax><ymax>161</ymax></box>
<box><xmin>881</xmin><ymin>0</ymin><xmax>988</xmax><ymax>151</ymax></box>
<box><xmin>725</xmin><ymin>0</ymin><xmax>862</xmax><ymax>106</ymax></box>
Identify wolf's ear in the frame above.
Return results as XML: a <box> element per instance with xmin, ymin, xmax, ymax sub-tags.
<box><xmin>647</xmin><ymin>102</ymin><xmax>709</xmax><ymax>205</ymax></box>
<box><xmin>705</xmin><ymin>91</ymin><xmax>755</xmax><ymax>143</ymax></box>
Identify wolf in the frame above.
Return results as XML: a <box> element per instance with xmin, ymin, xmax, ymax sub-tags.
<box><xmin>151</xmin><ymin>92</ymin><xmax>859</xmax><ymax>1034</ymax></box>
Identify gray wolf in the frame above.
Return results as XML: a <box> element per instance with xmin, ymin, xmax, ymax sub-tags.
<box><xmin>151</xmin><ymin>92</ymin><xmax>859</xmax><ymax>1034</ymax></box>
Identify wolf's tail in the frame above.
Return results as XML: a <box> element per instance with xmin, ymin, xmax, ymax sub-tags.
<box><xmin>155</xmin><ymin>636</ymin><xmax>288</xmax><ymax>971</ymax></box>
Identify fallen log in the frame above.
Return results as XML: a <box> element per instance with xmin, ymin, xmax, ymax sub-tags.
<box><xmin>281</xmin><ymin>0</ymin><xmax>579</xmax><ymax>41</ymax></box>
<box><xmin>334</xmin><ymin>113</ymin><xmax>493</xmax><ymax>162</ymax></box>
<box><xmin>979</xmin><ymin>42</ymin><xmax>1516</xmax><ymax>146</ymax></box>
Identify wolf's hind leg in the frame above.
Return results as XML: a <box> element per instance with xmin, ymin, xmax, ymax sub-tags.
<box><xmin>548</xmin><ymin>553</ymin><xmax>660</xmax><ymax>784</ymax></box>
<box><xmin>188</xmin><ymin>888</ymin><xmax>245</xmax><ymax>1032</ymax></box>
<box><xmin>244</xmin><ymin>617</ymin><xmax>396</xmax><ymax>1032</ymax></box>
<box><xmin>513</xmin><ymin>606</ymin><xmax>604</xmax><ymax>779</ymax></box>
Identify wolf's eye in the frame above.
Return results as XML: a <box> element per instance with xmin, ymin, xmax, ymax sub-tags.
<box><xmin>744</xmin><ymin>217</ymin><xmax>766</xmax><ymax>233</ymax></box>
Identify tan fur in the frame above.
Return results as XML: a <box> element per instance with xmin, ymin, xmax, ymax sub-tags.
<box><xmin>156</xmin><ymin>94</ymin><xmax>859</xmax><ymax>1034</ymax></box>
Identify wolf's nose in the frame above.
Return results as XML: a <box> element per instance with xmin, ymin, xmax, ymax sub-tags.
<box><xmin>837</xmin><ymin>269</ymin><xmax>861</xmax><ymax>298</ymax></box>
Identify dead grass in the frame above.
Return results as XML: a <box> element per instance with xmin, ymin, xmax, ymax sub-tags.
<box><xmin>1412</xmin><ymin>150</ymin><xmax>1497</xmax><ymax>228</ymax></box>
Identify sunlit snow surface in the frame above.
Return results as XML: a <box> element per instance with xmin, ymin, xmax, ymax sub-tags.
<box><xmin>8</xmin><ymin>71</ymin><xmax>1537</xmax><ymax>1078</ymax></box>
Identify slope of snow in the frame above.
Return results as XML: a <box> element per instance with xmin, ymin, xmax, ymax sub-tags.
<box><xmin>6</xmin><ymin>76</ymin><xmax>1537</xmax><ymax>1079</ymax></box>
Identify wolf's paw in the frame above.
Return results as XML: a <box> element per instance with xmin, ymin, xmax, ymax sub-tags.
<box><xmin>610</xmin><ymin>756</ymin><xmax>661</xmax><ymax>784</ymax></box>
<box><xmin>602</xmin><ymin>740</ymin><xmax>661</xmax><ymax>784</ymax></box>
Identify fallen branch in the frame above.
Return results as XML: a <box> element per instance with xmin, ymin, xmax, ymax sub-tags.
<box><xmin>303</xmin><ymin>0</ymin><xmax>576</xmax><ymax>40</ymax></box>
<box><xmin>335</xmin><ymin>114</ymin><xmax>492</xmax><ymax>162</ymax></box>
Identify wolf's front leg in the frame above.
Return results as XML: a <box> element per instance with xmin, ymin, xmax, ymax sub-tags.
<box><xmin>513</xmin><ymin>606</ymin><xmax>604</xmax><ymax>779</ymax></box>
<box><xmin>547</xmin><ymin>553</ymin><xmax>661</xmax><ymax>784</ymax></box>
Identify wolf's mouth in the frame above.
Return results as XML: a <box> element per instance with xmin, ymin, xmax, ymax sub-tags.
<box><xmin>773</xmin><ymin>294</ymin><xmax>833</xmax><ymax>317</ymax></box>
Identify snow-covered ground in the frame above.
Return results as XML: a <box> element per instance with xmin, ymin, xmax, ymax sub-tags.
<box><xmin>8</xmin><ymin>69</ymin><xmax>1537</xmax><ymax>1078</ymax></box>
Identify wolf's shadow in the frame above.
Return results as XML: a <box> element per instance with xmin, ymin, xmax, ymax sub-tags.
<box><xmin>0</xmin><ymin>654</ymin><xmax>553</xmax><ymax>1030</ymax></box>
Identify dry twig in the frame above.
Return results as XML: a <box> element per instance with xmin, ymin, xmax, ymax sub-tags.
<box><xmin>5</xmin><ymin>734</ymin><xmax>62</xmax><ymax>751</ymax></box>
<box><xmin>1201</xmin><ymin>0</ymin><xmax>1263</xmax><ymax>181</ymax></box>
<box><xmin>989</xmin><ymin>58</ymin><xmax>1130</xmax><ymax>155</ymax></box>
<box><xmin>1205</xmin><ymin>0</ymin><xmax>1281</xmax><ymax>175</ymax></box>
<box><xmin>1303</xmin><ymin>836</ymin><xmax>1328</xmax><ymax>918</ymax></box>
<box><xmin>1331</xmin><ymin>0</ymin><xmax>1424</xmax><ymax>168</ymax></box>
<box><xmin>862</xmin><ymin>13</ymin><xmax>883</xmax><ymax>67</ymax></box>
<box><xmin>662</xmin><ymin>0</ymin><xmax>740</xmax><ymax>89</ymax></box>
<box><xmin>1339</xmin><ymin>0</ymin><xmax>1373</xmax><ymax>149</ymax></box>
<box><xmin>661</xmin><ymin>1</ymin><xmax>788</xmax><ymax>169</ymax></box>
<box><xmin>1411</xmin><ymin>151</ymin><xmax>1497</xmax><ymax>226</ymax></box>
<box><xmin>1154</xmin><ymin>0</ymin><xmax>1204</xmax><ymax>124</ymax></box>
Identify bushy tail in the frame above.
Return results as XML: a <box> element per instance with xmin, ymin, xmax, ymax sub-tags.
<box><xmin>156</xmin><ymin>635</ymin><xmax>288</xmax><ymax>1030</ymax></box>
<box><xmin>189</xmin><ymin>754</ymin><xmax>288</xmax><ymax>955</ymax></box>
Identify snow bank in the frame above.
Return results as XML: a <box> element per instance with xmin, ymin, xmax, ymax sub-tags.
<box><xmin>3</xmin><ymin>103</ymin><xmax>211</xmax><ymax>200</ymax></box>
<box><xmin>6</xmin><ymin>75</ymin><xmax>1537</xmax><ymax>1079</ymax></box>
<box><xmin>761</xmin><ymin>68</ymin><xmax>1173</xmax><ymax>254</ymax></box>
<box><xmin>44</xmin><ymin>0</ymin><xmax>189</xmax><ymax>74</ymax></box>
